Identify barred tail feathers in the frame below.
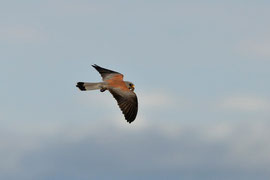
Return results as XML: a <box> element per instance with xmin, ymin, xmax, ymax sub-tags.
<box><xmin>76</xmin><ymin>82</ymin><xmax>103</xmax><ymax>91</ymax></box>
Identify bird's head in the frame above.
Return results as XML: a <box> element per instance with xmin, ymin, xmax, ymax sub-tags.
<box><xmin>125</xmin><ymin>81</ymin><xmax>135</xmax><ymax>91</ymax></box>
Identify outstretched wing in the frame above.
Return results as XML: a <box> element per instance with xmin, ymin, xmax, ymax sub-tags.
<box><xmin>92</xmin><ymin>64</ymin><xmax>123</xmax><ymax>81</ymax></box>
<box><xmin>109</xmin><ymin>88</ymin><xmax>138</xmax><ymax>123</ymax></box>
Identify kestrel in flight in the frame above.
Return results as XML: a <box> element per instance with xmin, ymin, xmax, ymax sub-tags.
<box><xmin>76</xmin><ymin>64</ymin><xmax>138</xmax><ymax>123</ymax></box>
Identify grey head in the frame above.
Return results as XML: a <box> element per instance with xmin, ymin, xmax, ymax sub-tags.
<box><xmin>124</xmin><ymin>81</ymin><xmax>135</xmax><ymax>91</ymax></box>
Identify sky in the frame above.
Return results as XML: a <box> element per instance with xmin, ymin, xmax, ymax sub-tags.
<box><xmin>1</xmin><ymin>0</ymin><xmax>270</xmax><ymax>179</ymax></box>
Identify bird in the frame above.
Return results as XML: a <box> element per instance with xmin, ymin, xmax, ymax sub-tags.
<box><xmin>76</xmin><ymin>64</ymin><xmax>138</xmax><ymax>123</ymax></box>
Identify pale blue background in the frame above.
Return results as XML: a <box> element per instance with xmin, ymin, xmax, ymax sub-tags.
<box><xmin>1</xmin><ymin>1</ymin><xmax>270</xmax><ymax>179</ymax></box>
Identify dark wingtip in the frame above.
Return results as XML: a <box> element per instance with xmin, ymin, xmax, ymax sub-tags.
<box><xmin>126</xmin><ymin>116</ymin><xmax>135</xmax><ymax>123</ymax></box>
<box><xmin>76</xmin><ymin>82</ymin><xmax>86</xmax><ymax>91</ymax></box>
<box><xmin>127</xmin><ymin>119</ymin><xmax>135</xmax><ymax>123</ymax></box>
<box><xmin>92</xmin><ymin>64</ymin><xmax>99</xmax><ymax>68</ymax></box>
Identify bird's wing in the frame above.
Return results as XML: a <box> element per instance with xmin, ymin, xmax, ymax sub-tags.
<box><xmin>92</xmin><ymin>64</ymin><xmax>123</xmax><ymax>81</ymax></box>
<box><xmin>109</xmin><ymin>88</ymin><xmax>138</xmax><ymax>123</ymax></box>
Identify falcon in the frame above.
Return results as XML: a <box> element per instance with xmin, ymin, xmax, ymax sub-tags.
<box><xmin>76</xmin><ymin>64</ymin><xmax>138</xmax><ymax>123</ymax></box>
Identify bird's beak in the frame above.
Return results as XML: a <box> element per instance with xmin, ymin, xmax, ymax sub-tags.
<box><xmin>131</xmin><ymin>84</ymin><xmax>135</xmax><ymax>91</ymax></box>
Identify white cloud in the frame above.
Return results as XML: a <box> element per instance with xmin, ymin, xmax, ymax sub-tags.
<box><xmin>115</xmin><ymin>90</ymin><xmax>181</xmax><ymax>110</ymax></box>
<box><xmin>236</xmin><ymin>38</ymin><xmax>270</xmax><ymax>59</ymax></box>
<box><xmin>204</xmin><ymin>122</ymin><xmax>234</xmax><ymax>141</ymax></box>
<box><xmin>59</xmin><ymin>1</ymin><xmax>111</xmax><ymax>15</ymax></box>
<box><xmin>248</xmin><ymin>42</ymin><xmax>270</xmax><ymax>58</ymax></box>
<box><xmin>140</xmin><ymin>92</ymin><xmax>173</xmax><ymax>107</ymax></box>
<box><xmin>219</xmin><ymin>96</ymin><xmax>270</xmax><ymax>112</ymax></box>
<box><xmin>0</xmin><ymin>25</ymin><xmax>46</xmax><ymax>43</ymax></box>
<box><xmin>1</xmin><ymin>117</ymin><xmax>270</xmax><ymax>179</ymax></box>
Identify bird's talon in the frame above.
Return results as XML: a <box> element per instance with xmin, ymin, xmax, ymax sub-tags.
<box><xmin>100</xmin><ymin>88</ymin><xmax>106</xmax><ymax>92</ymax></box>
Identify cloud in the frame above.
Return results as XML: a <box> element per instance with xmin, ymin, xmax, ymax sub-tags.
<box><xmin>77</xmin><ymin>89</ymin><xmax>179</xmax><ymax>110</ymax></box>
<box><xmin>236</xmin><ymin>38</ymin><xmax>270</xmax><ymax>59</ymax></box>
<box><xmin>58</xmin><ymin>1</ymin><xmax>111</xmax><ymax>15</ymax></box>
<box><xmin>75</xmin><ymin>89</ymin><xmax>185</xmax><ymax>127</ymax></box>
<box><xmin>1</xmin><ymin>118</ymin><xmax>270</xmax><ymax>180</ymax></box>
<box><xmin>0</xmin><ymin>25</ymin><xmax>46</xmax><ymax>43</ymax></box>
<box><xmin>248</xmin><ymin>42</ymin><xmax>270</xmax><ymax>58</ymax></box>
<box><xmin>138</xmin><ymin>91</ymin><xmax>176</xmax><ymax>109</ymax></box>
<box><xmin>219</xmin><ymin>96</ymin><xmax>270</xmax><ymax>112</ymax></box>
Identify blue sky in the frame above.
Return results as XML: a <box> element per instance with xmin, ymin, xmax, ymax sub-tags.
<box><xmin>1</xmin><ymin>1</ymin><xmax>270</xmax><ymax>179</ymax></box>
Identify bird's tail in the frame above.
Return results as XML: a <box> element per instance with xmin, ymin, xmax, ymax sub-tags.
<box><xmin>76</xmin><ymin>82</ymin><xmax>104</xmax><ymax>91</ymax></box>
